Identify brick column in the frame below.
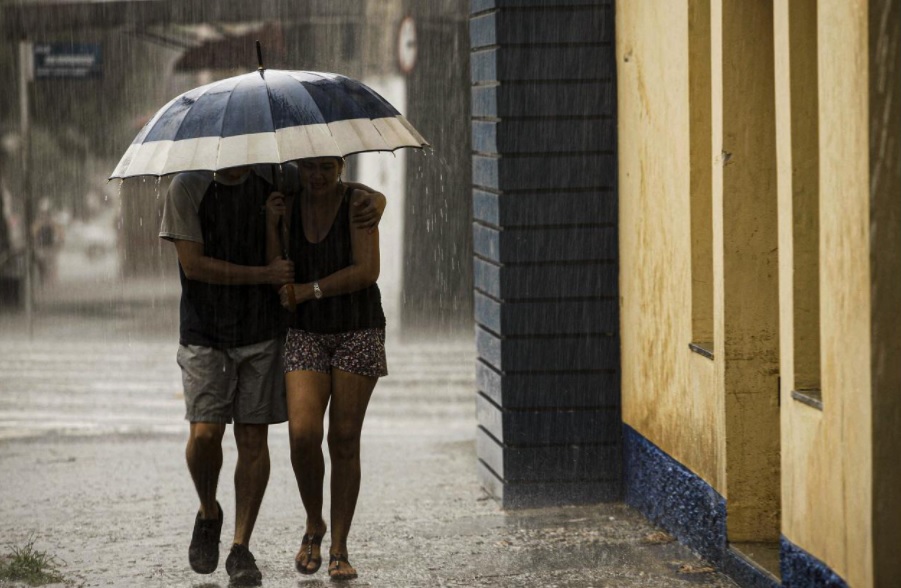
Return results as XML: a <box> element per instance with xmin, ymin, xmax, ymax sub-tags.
<box><xmin>470</xmin><ymin>0</ymin><xmax>620</xmax><ymax>507</ymax></box>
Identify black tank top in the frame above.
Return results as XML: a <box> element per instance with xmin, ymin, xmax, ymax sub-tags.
<box><xmin>288</xmin><ymin>187</ymin><xmax>385</xmax><ymax>334</ymax></box>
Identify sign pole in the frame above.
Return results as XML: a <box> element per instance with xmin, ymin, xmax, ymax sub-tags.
<box><xmin>19</xmin><ymin>39</ymin><xmax>33</xmax><ymax>338</ymax></box>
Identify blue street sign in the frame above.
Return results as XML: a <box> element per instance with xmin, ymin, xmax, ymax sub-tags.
<box><xmin>33</xmin><ymin>43</ymin><xmax>102</xmax><ymax>79</ymax></box>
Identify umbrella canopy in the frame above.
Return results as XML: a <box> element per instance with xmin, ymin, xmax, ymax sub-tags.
<box><xmin>110</xmin><ymin>69</ymin><xmax>429</xmax><ymax>179</ymax></box>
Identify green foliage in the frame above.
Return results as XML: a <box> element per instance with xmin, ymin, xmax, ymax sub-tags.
<box><xmin>0</xmin><ymin>538</ymin><xmax>66</xmax><ymax>586</ymax></box>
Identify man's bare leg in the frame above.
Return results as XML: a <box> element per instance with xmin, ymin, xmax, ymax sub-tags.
<box><xmin>187</xmin><ymin>422</ymin><xmax>226</xmax><ymax>575</ymax></box>
<box><xmin>186</xmin><ymin>422</ymin><xmax>226</xmax><ymax>518</ymax></box>
<box><xmin>232</xmin><ymin>423</ymin><xmax>270</xmax><ymax>546</ymax></box>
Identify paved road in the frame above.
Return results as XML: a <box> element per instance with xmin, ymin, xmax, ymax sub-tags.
<box><xmin>0</xmin><ymin>270</ymin><xmax>737</xmax><ymax>588</ymax></box>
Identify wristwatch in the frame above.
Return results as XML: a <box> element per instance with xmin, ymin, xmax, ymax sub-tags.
<box><xmin>312</xmin><ymin>281</ymin><xmax>323</xmax><ymax>299</ymax></box>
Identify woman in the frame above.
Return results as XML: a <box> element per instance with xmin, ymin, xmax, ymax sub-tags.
<box><xmin>266</xmin><ymin>156</ymin><xmax>386</xmax><ymax>581</ymax></box>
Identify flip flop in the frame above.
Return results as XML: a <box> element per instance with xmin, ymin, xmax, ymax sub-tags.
<box><xmin>328</xmin><ymin>553</ymin><xmax>358</xmax><ymax>582</ymax></box>
<box><xmin>295</xmin><ymin>531</ymin><xmax>324</xmax><ymax>574</ymax></box>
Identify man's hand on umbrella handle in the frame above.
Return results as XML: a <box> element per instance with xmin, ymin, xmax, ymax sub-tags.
<box><xmin>351</xmin><ymin>190</ymin><xmax>386</xmax><ymax>232</ymax></box>
<box><xmin>265</xmin><ymin>192</ymin><xmax>287</xmax><ymax>228</ymax></box>
<box><xmin>278</xmin><ymin>284</ymin><xmax>297</xmax><ymax>312</ymax></box>
<box><xmin>265</xmin><ymin>257</ymin><xmax>294</xmax><ymax>285</ymax></box>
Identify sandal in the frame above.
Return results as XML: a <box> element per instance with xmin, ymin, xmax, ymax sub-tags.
<box><xmin>295</xmin><ymin>531</ymin><xmax>325</xmax><ymax>574</ymax></box>
<box><xmin>328</xmin><ymin>553</ymin><xmax>358</xmax><ymax>581</ymax></box>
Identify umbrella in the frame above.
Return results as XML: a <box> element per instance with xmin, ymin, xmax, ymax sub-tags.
<box><xmin>110</xmin><ymin>44</ymin><xmax>428</xmax><ymax>179</ymax></box>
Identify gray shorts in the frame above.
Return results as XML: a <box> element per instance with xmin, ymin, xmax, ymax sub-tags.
<box><xmin>177</xmin><ymin>338</ymin><xmax>288</xmax><ymax>425</ymax></box>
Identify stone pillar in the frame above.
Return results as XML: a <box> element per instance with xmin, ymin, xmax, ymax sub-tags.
<box><xmin>470</xmin><ymin>0</ymin><xmax>620</xmax><ymax>507</ymax></box>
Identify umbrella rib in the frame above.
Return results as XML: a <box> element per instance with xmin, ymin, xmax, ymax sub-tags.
<box><xmin>259</xmin><ymin>71</ymin><xmax>283</xmax><ymax>165</ymax></box>
<box><xmin>283</xmin><ymin>71</ymin><xmax>343</xmax><ymax>156</ymax></box>
<box><xmin>363</xmin><ymin>118</ymin><xmax>391</xmax><ymax>151</ymax></box>
<box><xmin>214</xmin><ymin>74</ymin><xmax>248</xmax><ymax>171</ymax></box>
<box><xmin>322</xmin><ymin>74</ymin><xmax>414</xmax><ymax>153</ymax></box>
<box><xmin>161</xmin><ymin>76</ymin><xmax>237</xmax><ymax>174</ymax></box>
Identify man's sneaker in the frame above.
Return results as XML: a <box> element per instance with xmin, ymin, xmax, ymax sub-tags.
<box><xmin>226</xmin><ymin>543</ymin><xmax>263</xmax><ymax>586</ymax></box>
<box><xmin>188</xmin><ymin>501</ymin><xmax>223</xmax><ymax>574</ymax></box>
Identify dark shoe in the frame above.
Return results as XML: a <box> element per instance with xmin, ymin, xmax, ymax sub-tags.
<box><xmin>189</xmin><ymin>502</ymin><xmax>222</xmax><ymax>574</ymax></box>
<box><xmin>226</xmin><ymin>543</ymin><xmax>263</xmax><ymax>586</ymax></box>
<box><xmin>328</xmin><ymin>553</ymin><xmax>358</xmax><ymax>582</ymax></box>
<box><xmin>295</xmin><ymin>530</ymin><xmax>325</xmax><ymax>574</ymax></box>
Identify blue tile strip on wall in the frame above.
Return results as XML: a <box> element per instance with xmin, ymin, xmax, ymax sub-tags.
<box><xmin>622</xmin><ymin>424</ymin><xmax>727</xmax><ymax>565</ymax></box>
<box><xmin>780</xmin><ymin>537</ymin><xmax>849</xmax><ymax>588</ymax></box>
<box><xmin>624</xmin><ymin>425</ymin><xmax>852</xmax><ymax>588</ymax></box>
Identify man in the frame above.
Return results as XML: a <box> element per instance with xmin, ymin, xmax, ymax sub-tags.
<box><xmin>160</xmin><ymin>164</ymin><xmax>384</xmax><ymax>585</ymax></box>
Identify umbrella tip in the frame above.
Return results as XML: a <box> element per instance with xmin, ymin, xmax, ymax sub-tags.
<box><xmin>256</xmin><ymin>40</ymin><xmax>264</xmax><ymax>70</ymax></box>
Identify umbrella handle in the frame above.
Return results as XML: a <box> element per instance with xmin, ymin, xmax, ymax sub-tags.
<box><xmin>276</xmin><ymin>215</ymin><xmax>295</xmax><ymax>312</ymax></box>
<box><xmin>273</xmin><ymin>163</ymin><xmax>288</xmax><ymax>258</ymax></box>
<box><xmin>278</xmin><ymin>216</ymin><xmax>290</xmax><ymax>260</ymax></box>
<box><xmin>285</xmin><ymin>284</ymin><xmax>297</xmax><ymax>313</ymax></box>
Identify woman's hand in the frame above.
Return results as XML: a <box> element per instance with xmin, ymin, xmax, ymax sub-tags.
<box><xmin>265</xmin><ymin>191</ymin><xmax>287</xmax><ymax>228</ymax></box>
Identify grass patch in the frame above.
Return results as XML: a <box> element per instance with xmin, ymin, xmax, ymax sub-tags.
<box><xmin>0</xmin><ymin>538</ymin><xmax>66</xmax><ymax>586</ymax></box>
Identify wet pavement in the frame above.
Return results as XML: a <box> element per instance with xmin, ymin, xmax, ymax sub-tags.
<box><xmin>0</xmin><ymin>252</ymin><xmax>737</xmax><ymax>587</ymax></box>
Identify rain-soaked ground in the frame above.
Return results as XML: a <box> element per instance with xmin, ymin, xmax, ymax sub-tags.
<box><xmin>0</xmin><ymin>235</ymin><xmax>737</xmax><ymax>587</ymax></box>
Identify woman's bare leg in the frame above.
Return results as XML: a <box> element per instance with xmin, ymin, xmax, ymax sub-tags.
<box><xmin>286</xmin><ymin>370</ymin><xmax>331</xmax><ymax>571</ymax></box>
<box><xmin>327</xmin><ymin>369</ymin><xmax>377</xmax><ymax>579</ymax></box>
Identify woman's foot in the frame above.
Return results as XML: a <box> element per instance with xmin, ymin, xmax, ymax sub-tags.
<box><xmin>295</xmin><ymin>523</ymin><xmax>326</xmax><ymax>574</ymax></box>
<box><xmin>328</xmin><ymin>553</ymin><xmax>358</xmax><ymax>581</ymax></box>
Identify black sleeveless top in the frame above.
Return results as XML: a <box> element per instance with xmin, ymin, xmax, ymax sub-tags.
<box><xmin>288</xmin><ymin>187</ymin><xmax>385</xmax><ymax>334</ymax></box>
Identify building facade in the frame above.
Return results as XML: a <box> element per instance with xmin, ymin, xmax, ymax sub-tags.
<box><xmin>473</xmin><ymin>1</ymin><xmax>901</xmax><ymax>586</ymax></box>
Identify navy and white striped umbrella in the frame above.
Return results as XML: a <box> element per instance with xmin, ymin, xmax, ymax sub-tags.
<box><xmin>110</xmin><ymin>69</ymin><xmax>428</xmax><ymax>179</ymax></box>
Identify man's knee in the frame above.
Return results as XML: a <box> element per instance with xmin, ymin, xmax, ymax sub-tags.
<box><xmin>189</xmin><ymin>422</ymin><xmax>226</xmax><ymax>449</ymax></box>
<box><xmin>234</xmin><ymin>424</ymin><xmax>269</xmax><ymax>458</ymax></box>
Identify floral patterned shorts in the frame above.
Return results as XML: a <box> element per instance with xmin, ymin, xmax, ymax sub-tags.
<box><xmin>284</xmin><ymin>328</ymin><xmax>388</xmax><ymax>378</ymax></box>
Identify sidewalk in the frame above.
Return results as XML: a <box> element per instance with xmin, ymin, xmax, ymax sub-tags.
<box><xmin>0</xmin><ymin>271</ymin><xmax>737</xmax><ymax>587</ymax></box>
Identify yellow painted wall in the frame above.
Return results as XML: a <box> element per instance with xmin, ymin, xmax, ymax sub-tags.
<box><xmin>620</xmin><ymin>0</ymin><xmax>892</xmax><ymax>583</ymax></box>
<box><xmin>617</xmin><ymin>1</ymin><xmax>724</xmax><ymax>492</ymax></box>
<box><xmin>778</xmin><ymin>0</ymin><xmax>872</xmax><ymax>585</ymax></box>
